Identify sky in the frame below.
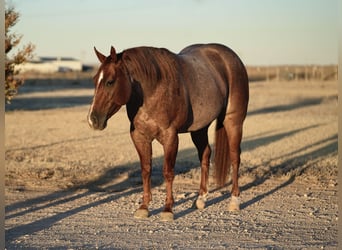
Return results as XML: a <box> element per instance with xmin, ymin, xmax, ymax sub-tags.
<box><xmin>7</xmin><ymin>0</ymin><xmax>339</xmax><ymax>65</ymax></box>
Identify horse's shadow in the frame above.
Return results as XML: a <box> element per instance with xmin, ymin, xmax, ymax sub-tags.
<box><xmin>5</xmin><ymin>125</ymin><xmax>337</xmax><ymax>243</ymax></box>
<box><xmin>5</xmin><ymin>146</ymin><xmax>199</xmax><ymax>242</ymax></box>
<box><xmin>173</xmin><ymin>126</ymin><xmax>337</xmax><ymax>219</ymax></box>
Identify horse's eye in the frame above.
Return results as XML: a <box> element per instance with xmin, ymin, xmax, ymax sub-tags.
<box><xmin>105</xmin><ymin>80</ymin><xmax>115</xmax><ymax>86</ymax></box>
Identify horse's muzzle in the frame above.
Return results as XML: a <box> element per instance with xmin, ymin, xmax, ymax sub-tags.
<box><xmin>88</xmin><ymin>111</ymin><xmax>107</xmax><ymax>130</ymax></box>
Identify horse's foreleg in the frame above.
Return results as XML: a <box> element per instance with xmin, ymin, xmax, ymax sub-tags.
<box><xmin>131</xmin><ymin>131</ymin><xmax>152</xmax><ymax>219</ymax></box>
<box><xmin>191</xmin><ymin>127</ymin><xmax>211</xmax><ymax>209</ymax></box>
<box><xmin>160</xmin><ymin>131</ymin><xmax>178</xmax><ymax>221</ymax></box>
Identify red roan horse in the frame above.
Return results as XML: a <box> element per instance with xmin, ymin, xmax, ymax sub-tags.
<box><xmin>88</xmin><ymin>44</ymin><xmax>249</xmax><ymax>221</ymax></box>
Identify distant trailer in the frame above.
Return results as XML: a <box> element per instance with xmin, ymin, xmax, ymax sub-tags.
<box><xmin>16</xmin><ymin>56</ymin><xmax>83</xmax><ymax>73</ymax></box>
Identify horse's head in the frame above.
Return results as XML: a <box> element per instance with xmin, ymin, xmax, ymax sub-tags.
<box><xmin>88</xmin><ymin>46</ymin><xmax>132</xmax><ymax>130</ymax></box>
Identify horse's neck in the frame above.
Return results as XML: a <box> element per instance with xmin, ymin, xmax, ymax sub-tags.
<box><xmin>126</xmin><ymin>81</ymin><xmax>143</xmax><ymax>122</ymax></box>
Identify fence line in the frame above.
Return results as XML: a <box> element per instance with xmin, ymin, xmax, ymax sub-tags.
<box><xmin>247</xmin><ymin>65</ymin><xmax>338</xmax><ymax>82</ymax></box>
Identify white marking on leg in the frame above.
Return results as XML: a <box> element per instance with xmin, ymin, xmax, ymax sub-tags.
<box><xmin>228</xmin><ymin>195</ymin><xmax>240</xmax><ymax>212</ymax></box>
<box><xmin>196</xmin><ymin>192</ymin><xmax>208</xmax><ymax>210</ymax></box>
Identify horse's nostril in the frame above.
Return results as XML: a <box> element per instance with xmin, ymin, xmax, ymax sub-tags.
<box><xmin>88</xmin><ymin>112</ymin><xmax>98</xmax><ymax>128</ymax></box>
<box><xmin>92</xmin><ymin>114</ymin><xmax>98</xmax><ymax>126</ymax></box>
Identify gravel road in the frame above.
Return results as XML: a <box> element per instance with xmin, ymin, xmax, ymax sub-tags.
<box><xmin>5</xmin><ymin>78</ymin><xmax>338</xmax><ymax>249</ymax></box>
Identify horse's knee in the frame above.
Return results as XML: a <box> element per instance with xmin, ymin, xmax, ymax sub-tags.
<box><xmin>163</xmin><ymin>170</ymin><xmax>174</xmax><ymax>182</ymax></box>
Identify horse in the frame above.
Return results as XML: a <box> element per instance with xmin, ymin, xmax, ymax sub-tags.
<box><xmin>87</xmin><ymin>43</ymin><xmax>249</xmax><ymax>221</ymax></box>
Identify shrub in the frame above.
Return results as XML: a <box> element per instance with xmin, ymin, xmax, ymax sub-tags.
<box><xmin>5</xmin><ymin>6</ymin><xmax>35</xmax><ymax>103</ymax></box>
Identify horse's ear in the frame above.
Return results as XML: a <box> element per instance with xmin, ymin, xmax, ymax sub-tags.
<box><xmin>110</xmin><ymin>46</ymin><xmax>117</xmax><ymax>62</ymax></box>
<box><xmin>94</xmin><ymin>47</ymin><xmax>106</xmax><ymax>63</ymax></box>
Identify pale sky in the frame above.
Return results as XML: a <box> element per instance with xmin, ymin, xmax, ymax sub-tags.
<box><xmin>8</xmin><ymin>0</ymin><xmax>338</xmax><ymax>65</ymax></box>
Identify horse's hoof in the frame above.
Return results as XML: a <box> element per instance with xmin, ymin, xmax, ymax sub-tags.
<box><xmin>196</xmin><ymin>198</ymin><xmax>206</xmax><ymax>210</ymax></box>
<box><xmin>195</xmin><ymin>193</ymin><xmax>208</xmax><ymax>210</ymax></box>
<box><xmin>228</xmin><ymin>196</ymin><xmax>240</xmax><ymax>212</ymax></box>
<box><xmin>134</xmin><ymin>208</ymin><xmax>149</xmax><ymax>219</ymax></box>
<box><xmin>160</xmin><ymin>211</ymin><xmax>174</xmax><ymax>221</ymax></box>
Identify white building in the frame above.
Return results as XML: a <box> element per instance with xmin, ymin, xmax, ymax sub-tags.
<box><xmin>17</xmin><ymin>56</ymin><xmax>83</xmax><ymax>73</ymax></box>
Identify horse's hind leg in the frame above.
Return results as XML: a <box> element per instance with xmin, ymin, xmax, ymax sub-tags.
<box><xmin>191</xmin><ymin>126</ymin><xmax>211</xmax><ymax>209</ymax></box>
<box><xmin>224</xmin><ymin>116</ymin><xmax>244</xmax><ymax>211</ymax></box>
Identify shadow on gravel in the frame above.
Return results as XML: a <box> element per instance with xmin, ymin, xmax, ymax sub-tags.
<box><xmin>247</xmin><ymin>97</ymin><xmax>324</xmax><ymax>116</ymax></box>
<box><xmin>239</xmin><ymin>132</ymin><xmax>337</xmax><ymax>210</ymax></box>
<box><xmin>15</xmin><ymin>78</ymin><xmax>94</xmax><ymax>94</ymax></box>
<box><xmin>173</xmin><ymin>127</ymin><xmax>337</xmax><ymax>218</ymax></box>
<box><xmin>5</xmin><ymin>146</ymin><xmax>199</xmax><ymax>243</ymax></box>
<box><xmin>6</xmin><ymin>129</ymin><xmax>337</xmax><ymax>242</ymax></box>
<box><xmin>5</xmin><ymin>78</ymin><xmax>94</xmax><ymax>111</ymax></box>
<box><xmin>5</xmin><ymin>107</ymin><xmax>337</xmax><ymax>244</ymax></box>
<box><xmin>241</xmin><ymin>124</ymin><xmax>320</xmax><ymax>152</ymax></box>
<box><xmin>5</xmin><ymin>187</ymin><xmax>141</xmax><ymax>243</ymax></box>
<box><xmin>5</xmin><ymin>95</ymin><xmax>93</xmax><ymax>111</ymax></box>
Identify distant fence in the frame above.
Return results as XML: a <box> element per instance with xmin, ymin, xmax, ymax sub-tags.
<box><xmin>247</xmin><ymin>65</ymin><xmax>338</xmax><ymax>82</ymax></box>
<box><xmin>18</xmin><ymin>65</ymin><xmax>338</xmax><ymax>82</ymax></box>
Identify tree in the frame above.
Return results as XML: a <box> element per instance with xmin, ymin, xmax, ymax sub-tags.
<box><xmin>5</xmin><ymin>6</ymin><xmax>35</xmax><ymax>103</ymax></box>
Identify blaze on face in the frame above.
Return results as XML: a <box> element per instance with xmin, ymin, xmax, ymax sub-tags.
<box><xmin>87</xmin><ymin>46</ymin><xmax>131</xmax><ymax>130</ymax></box>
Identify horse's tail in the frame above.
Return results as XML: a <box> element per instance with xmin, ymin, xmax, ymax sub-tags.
<box><xmin>214</xmin><ymin>117</ymin><xmax>231</xmax><ymax>187</ymax></box>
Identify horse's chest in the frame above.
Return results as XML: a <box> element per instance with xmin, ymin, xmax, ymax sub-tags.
<box><xmin>133</xmin><ymin>109</ymin><xmax>164</xmax><ymax>139</ymax></box>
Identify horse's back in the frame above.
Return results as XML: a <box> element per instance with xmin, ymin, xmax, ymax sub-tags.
<box><xmin>179</xmin><ymin>43</ymin><xmax>248</xmax><ymax>84</ymax></box>
<box><xmin>180</xmin><ymin>43</ymin><xmax>241</xmax><ymax>62</ymax></box>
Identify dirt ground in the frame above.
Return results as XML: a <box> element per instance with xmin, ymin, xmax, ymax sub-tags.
<box><xmin>5</xmin><ymin>76</ymin><xmax>338</xmax><ymax>249</ymax></box>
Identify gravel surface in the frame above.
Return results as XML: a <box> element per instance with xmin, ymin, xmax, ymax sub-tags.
<box><xmin>5</xmin><ymin>78</ymin><xmax>338</xmax><ymax>249</ymax></box>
